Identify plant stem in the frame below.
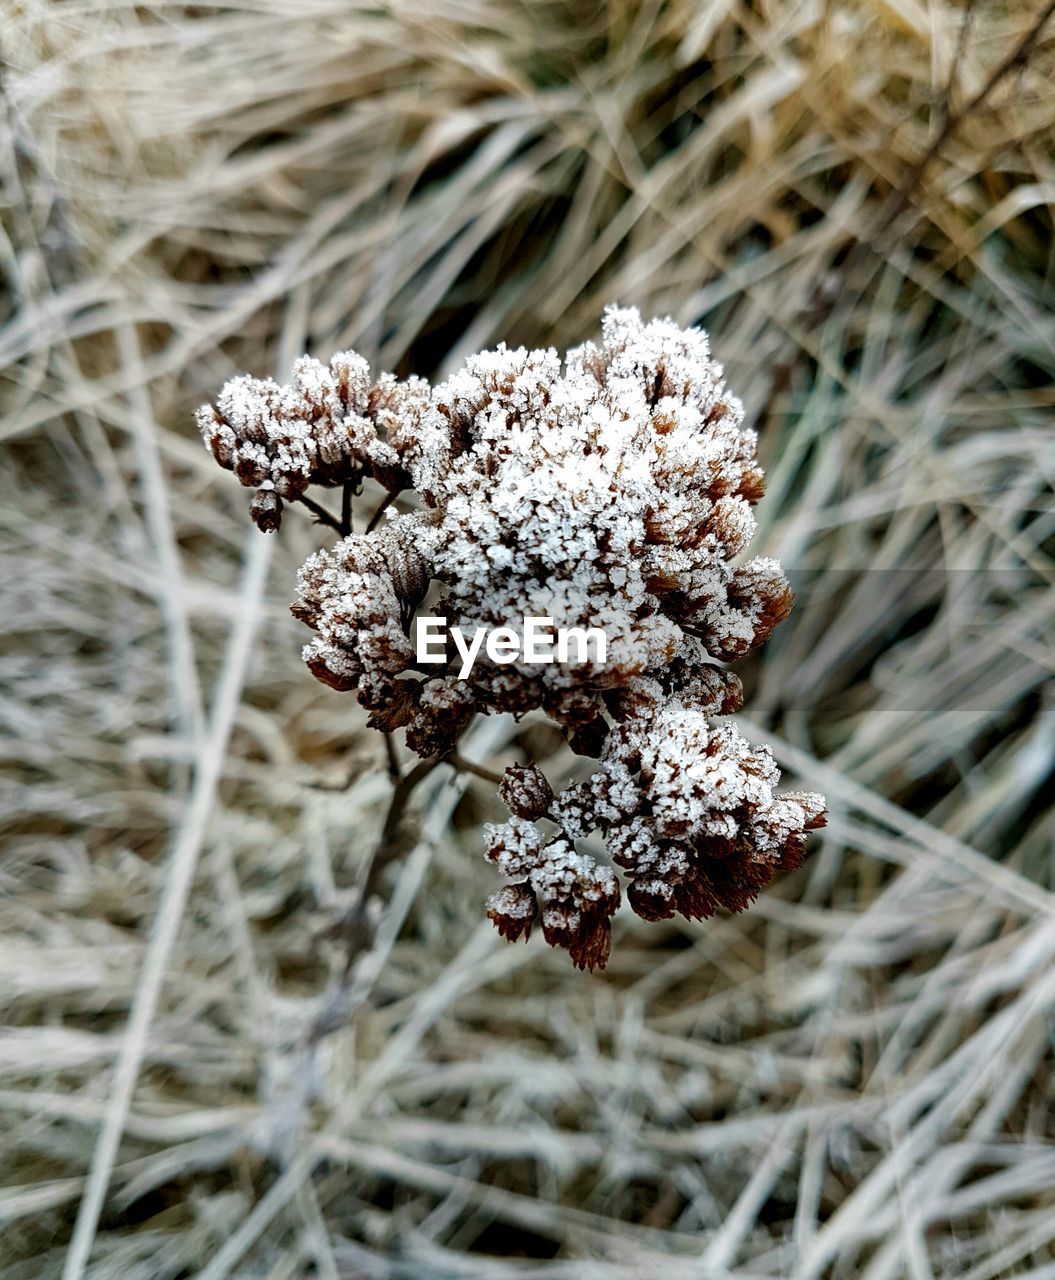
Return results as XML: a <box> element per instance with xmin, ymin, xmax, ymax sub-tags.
<box><xmin>445</xmin><ymin>751</ymin><xmax>504</xmax><ymax>786</ymax></box>
<box><xmin>383</xmin><ymin>731</ymin><xmax>402</xmax><ymax>781</ymax></box>
<box><xmin>874</xmin><ymin>0</ymin><xmax>1055</xmax><ymax>239</ymax></box>
<box><xmin>366</xmin><ymin>489</ymin><xmax>399</xmax><ymax>533</ymax></box>
<box><xmin>295</xmin><ymin>493</ymin><xmax>343</xmax><ymax>534</ymax></box>
<box><xmin>307</xmin><ymin>728</ymin><xmax>504</xmax><ymax>1042</ymax></box>
<box><xmin>336</xmin><ymin>754</ymin><xmax>443</xmax><ymax>979</ymax></box>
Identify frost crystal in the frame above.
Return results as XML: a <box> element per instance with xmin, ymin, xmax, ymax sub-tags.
<box><xmin>199</xmin><ymin>306</ymin><xmax>825</xmax><ymax>969</ymax></box>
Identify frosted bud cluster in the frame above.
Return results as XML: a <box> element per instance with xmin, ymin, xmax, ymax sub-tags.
<box><xmin>485</xmin><ymin>667</ymin><xmax>825</xmax><ymax>967</ymax></box>
<box><xmin>199</xmin><ymin>307</ymin><xmax>825</xmax><ymax>969</ymax></box>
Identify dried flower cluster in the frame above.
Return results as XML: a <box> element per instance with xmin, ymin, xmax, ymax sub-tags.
<box><xmin>199</xmin><ymin>307</ymin><xmax>825</xmax><ymax>969</ymax></box>
<box><xmin>485</xmin><ymin>668</ymin><xmax>824</xmax><ymax>967</ymax></box>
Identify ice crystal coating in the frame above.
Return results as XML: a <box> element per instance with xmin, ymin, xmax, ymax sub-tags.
<box><xmin>199</xmin><ymin>306</ymin><xmax>825</xmax><ymax>969</ymax></box>
<box><xmin>499</xmin><ymin>764</ymin><xmax>554</xmax><ymax>821</ymax></box>
<box><xmin>272</xmin><ymin>307</ymin><xmax>793</xmax><ymax>745</ymax></box>
<box><xmin>574</xmin><ymin>696</ymin><xmax>825</xmax><ymax>925</ymax></box>
<box><xmin>197</xmin><ymin>352</ymin><xmax>423</xmax><ymax>529</ymax></box>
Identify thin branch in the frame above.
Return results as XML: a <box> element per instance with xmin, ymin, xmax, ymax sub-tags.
<box><xmin>307</xmin><ymin>720</ymin><xmax>503</xmax><ymax>1040</ymax></box>
<box><xmin>874</xmin><ymin>0</ymin><xmax>1055</xmax><ymax>238</ymax></box>
<box><xmin>316</xmin><ymin>754</ymin><xmax>444</xmax><ymax>993</ymax></box>
<box><xmin>294</xmin><ymin>493</ymin><xmax>343</xmax><ymax>534</ymax></box>
<box><xmin>383</xmin><ymin>731</ymin><xmax>402</xmax><ymax>782</ymax></box>
<box><xmin>939</xmin><ymin>0</ymin><xmax>977</xmax><ymax>132</ymax></box>
<box><xmin>359</xmin><ymin>756</ymin><xmax>442</xmax><ymax>901</ymax></box>
<box><xmin>340</xmin><ymin>479</ymin><xmax>354</xmax><ymax>538</ymax></box>
<box><xmin>445</xmin><ymin>752</ymin><xmax>505</xmax><ymax>786</ymax></box>
<box><xmin>366</xmin><ymin>489</ymin><xmax>399</xmax><ymax>533</ymax></box>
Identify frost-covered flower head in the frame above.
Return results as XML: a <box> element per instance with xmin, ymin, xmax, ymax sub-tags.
<box><xmin>199</xmin><ymin>307</ymin><xmax>825</xmax><ymax>969</ymax></box>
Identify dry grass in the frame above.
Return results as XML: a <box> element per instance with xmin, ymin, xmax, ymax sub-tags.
<box><xmin>2</xmin><ymin>1</ymin><xmax>1055</xmax><ymax>1277</ymax></box>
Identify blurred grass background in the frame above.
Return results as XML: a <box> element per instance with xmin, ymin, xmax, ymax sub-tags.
<box><xmin>2</xmin><ymin>1</ymin><xmax>1055</xmax><ymax>1277</ymax></box>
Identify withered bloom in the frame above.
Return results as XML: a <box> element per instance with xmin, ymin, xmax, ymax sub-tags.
<box><xmin>197</xmin><ymin>352</ymin><xmax>422</xmax><ymax>529</ymax></box>
<box><xmin>499</xmin><ymin>764</ymin><xmax>554</xmax><ymax>821</ymax></box>
<box><xmin>199</xmin><ymin>307</ymin><xmax>825</xmax><ymax>969</ymax></box>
